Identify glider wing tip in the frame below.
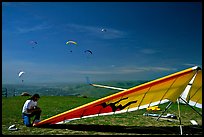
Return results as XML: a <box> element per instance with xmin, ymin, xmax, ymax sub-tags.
<box><xmin>192</xmin><ymin>66</ymin><xmax>201</xmax><ymax>70</ymax></box>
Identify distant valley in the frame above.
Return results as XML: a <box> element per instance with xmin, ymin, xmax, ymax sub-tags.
<box><xmin>2</xmin><ymin>80</ymin><xmax>149</xmax><ymax>98</ymax></box>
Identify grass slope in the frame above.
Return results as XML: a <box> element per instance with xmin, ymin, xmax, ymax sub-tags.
<box><xmin>2</xmin><ymin>96</ymin><xmax>202</xmax><ymax>135</ymax></box>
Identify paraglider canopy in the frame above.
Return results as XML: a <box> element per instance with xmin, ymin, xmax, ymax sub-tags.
<box><xmin>66</xmin><ymin>40</ymin><xmax>77</xmax><ymax>45</ymax></box>
<box><xmin>101</xmin><ymin>28</ymin><xmax>107</xmax><ymax>32</ymax></box>
<box><xmin>84</xmin><ymin>49</ymin><xmax>93</xmax><ymax>60</ymax></box>
<box><xmin>18</xmin><ymin>71</ymin><xmax>25</xmax><ymax>77</ymax></box>
<box><xmin>30</xmin><ymin>40</ymin><xmax>38</xmax><ymax>48</ymax></box>
<box><xmin>84</xmin><ymin>49</ymin><xmax>93</xmax><ymax>55</ymax></box>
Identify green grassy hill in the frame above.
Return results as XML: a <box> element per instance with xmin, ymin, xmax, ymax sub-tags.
<box><xmin>2</xmin><ymin>96</ymin><xmax>202</xmax><ymax>135</ymax></box>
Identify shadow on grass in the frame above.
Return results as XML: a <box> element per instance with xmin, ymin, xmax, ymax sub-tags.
<box><xmin>37</xmin><ymin>124</ymin><xmax>202</xmax><ymax>135</ymax></box>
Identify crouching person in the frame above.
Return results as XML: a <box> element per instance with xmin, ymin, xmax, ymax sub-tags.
<box><xmin>22</xmin><ymin>93</ymin><xmax>41</xmax><ymax>127</ymax></box>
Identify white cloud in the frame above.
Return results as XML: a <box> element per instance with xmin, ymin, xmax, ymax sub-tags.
<box><xmin>73</xmin><ymin>66</ymin><xmax>177</xmax><ymax>75</ymax></box>
<box><xmin>139</xmin><ymin>48</ymin><xmax>159</xmax><ymax>54</ymax></box>
<box><xmin>16</xmin><ymin>23</ymin><xmax>52</xmax><ymax>34</ymax></box>
<box><xmin>2</xmin><ymin>2</ymin><xmax>31</xmax><ymax>7</ymax></box>
<box><xmin>183</xmin><ymin>63</ymin><xmax>198</xmax><ymax>67</ymax></box>
<box><xmin>65</xmin><ymin>23</ymin><xmax>127</xmax><ymax>39</ymax></box>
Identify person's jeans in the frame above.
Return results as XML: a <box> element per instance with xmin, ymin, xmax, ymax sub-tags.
<box><xmin>22</xmin><ymin>110</ymin><xmax>41</xmax><ymax>127</ymax></box>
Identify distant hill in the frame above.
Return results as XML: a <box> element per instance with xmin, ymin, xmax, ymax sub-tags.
<box><xmin>2</xmin><ymin>80</ymin><xmax>149</xmax><ymax>98</ymax></box>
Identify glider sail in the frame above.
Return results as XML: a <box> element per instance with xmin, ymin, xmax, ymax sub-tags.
<box><xmin>34</xmin><ymin>66</ymin><xmax>202</xmax><ymax>127</ymax></box>
<box><xmin>186</xmin><ymin>69</ymin><xmax>202</xmax><ymax>108</ymax></box>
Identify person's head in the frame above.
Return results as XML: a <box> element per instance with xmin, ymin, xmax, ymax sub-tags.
<box><xmin>31</xmin><ymin>93</ymin><xmax>40</xmax><ymax>102</ymax></box>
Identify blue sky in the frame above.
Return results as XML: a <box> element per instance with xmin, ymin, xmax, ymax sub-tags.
<box><xmin>2</xmin><ymin>2</ymin><xmax>202</xmax><ymax>84</ymax></box>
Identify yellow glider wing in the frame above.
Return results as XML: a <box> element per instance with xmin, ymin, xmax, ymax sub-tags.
<box><xmin>34</xmin><ymin>66</ymin><xmax>201</xmax><ymax>127</ymax></box>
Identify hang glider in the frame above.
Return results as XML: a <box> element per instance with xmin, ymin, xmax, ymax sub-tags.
<box><xmin>33</xmin><ymin>66</ymin><xmax>202</xmax><ymax>127</ymax></box>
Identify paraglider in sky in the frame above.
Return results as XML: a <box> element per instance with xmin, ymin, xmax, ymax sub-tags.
<box><xmin>30</xmin><ymin>40</ymin><xmax>38</xmax><ymax>48</ymax></box>
<box><xmin>84</xmin><ymin>49</ymin><xmax>93</xmax><ymax>59</ymax></box>
<box><xmin>84</xmin><ymin>50</ymin><xmax>93</xmax><ymax>55</ymax></box>
<box><xmin>66</xmin><ymin>41</ymin><xmax>77</xmax><ymax>45</ymax></box>
<box><xmin>18</xmin><ymin>71</ymin><xmax>25</xmax><ymax>77</ymax></box>
<box><xmin>66</xmin><ymin>40</ymin><xmax>77</xmax><ymax>53</ymax></box>
<box><xmin>18</xmin><ymin>70</ymin><xmax>25</xmax><ymax>83</ymax></box>
<box><xmin>101</xmin><ymin>28</ymin><xmax>107</xmax><ymax>32</ymax></box>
